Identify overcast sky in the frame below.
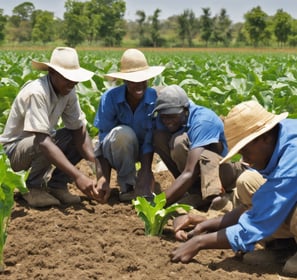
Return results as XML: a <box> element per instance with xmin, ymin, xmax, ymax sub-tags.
<box><xmin>0</xmin><ymin>0</ymin><xmax>296</xmax><ymax>23</ymax></box>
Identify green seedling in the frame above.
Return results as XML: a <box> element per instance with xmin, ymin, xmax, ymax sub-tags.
<box><xmin>0</xmin><ymin>147</ymin><xmax>29</xmax><ymax>271</ymax></box>
<box><xmin>132</xmin><ymin>192</ymin><xmax>192</xmax><ymax>236</ymax></box>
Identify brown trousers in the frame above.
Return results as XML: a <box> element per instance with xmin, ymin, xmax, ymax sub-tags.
<box><xmin>153</xmin><ymin>130</ymin><xmax>246</xmax><ymax>200</ymax></box>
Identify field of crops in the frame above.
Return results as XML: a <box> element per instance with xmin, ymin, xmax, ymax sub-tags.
<box><xmin>1</xmin><ymin>48</ymin><xmax>297</xmax><ymax>279</ymax></box>
<box><xmin>1</xmin><ymin>48</ymin><xmax>297</xmax><ymax>136</ymax></box>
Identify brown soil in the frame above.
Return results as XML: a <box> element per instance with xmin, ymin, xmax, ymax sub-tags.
<box><xmin>0</xmin><ymin>157</ymin><xmax>294</xmax><ymax>280</ymax></box>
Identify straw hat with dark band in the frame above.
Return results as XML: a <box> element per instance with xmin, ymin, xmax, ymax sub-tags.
<box><xmin>104</xmin><ymin>48</ymin><xmax>165</xmax><ymax>83</ymax></box>
<box><xmin>220</xmin><ymin>100</ymin><xmax>288</xmax><ymax>164</ymax></box>
<box><xmin>32</xmin><ymin>47</ymin><xmax>94</xmax><ymax>82</ymax></box>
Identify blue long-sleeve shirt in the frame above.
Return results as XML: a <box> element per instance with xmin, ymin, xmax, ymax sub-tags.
<box><xmin>226</xmin><ymin>119</ymin><xmax>297</xmax><ymax>252</ymax></box>
<box><xmin>155</xmin><ymin>100</ymin><xmax>228</xmax><ymax>156</ymax></box>
<box><xmin>94</xmin><ymin>84</ymin><xmax>156</xmax><ymax>155</ymax></box>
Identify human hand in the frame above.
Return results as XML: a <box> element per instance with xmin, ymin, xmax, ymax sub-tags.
<box><xmin>74</xmin><ymin>173</ymin><xmax>108</xmax><ymax>202</ymax></box>
<box><xmin>135</xmin><ymin>169</ymin><xmax>154</xmax><ymax>197</ymax></box>
<box><xmin>186</xmin><ymin>217</ymin><xmax>208</xmax><ymax>239</ymax></box>
<box><xmin>173</xmin><ymin>214</ymin><xmax>193</xmax><ymax>241</ymax></box>
<box><xmin>173</xmin><ymin>214</ymin><xmax>193</xmax><ymax>232</ymax></box>
<box><xmin>170</xmin><ymin>235</ymin><xmax>201</xmax><ymax>263</ymax></box>
<box><xmin>173</xmin><ymin>213</ymin><xmax>207</xmax><ymax>240</ymax></box>
<box><xmin>95</xmin><ymin>176</ymin><xmax>111</xmax><ymax>203</ymax></box>
<box><xmin>174</xmin><ymin>213</ymin><xmax>206</xmax><ymax>232</ymax></box>
<box><xmin>175</xmin><ymin>229</ymin><xmax>189</xmax><ymax>241</ymax></box>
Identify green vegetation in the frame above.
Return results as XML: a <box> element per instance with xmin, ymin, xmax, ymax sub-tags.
<box><xmin>1</xmin><ymin>49</ymin><xmax>297</xmax><ymax>138</ymax></box>
<box><xmin>1</xmin><ymin>1</ymin><xmax>297</xmax><ymax>48</ymax></box>
<box><xmin>132</xmin><ymin>192</ymin><xmax>192</xmax><ymax>236</ymax></box>
<box><xmin>0</xmin><ymin>146</ymin><xmax>29</xmax><ymax>271</ymax></box>
<box><xmin>0</xmin><ymin>47</ymin><xmax>297</xmax><ymax>265</ymax></box>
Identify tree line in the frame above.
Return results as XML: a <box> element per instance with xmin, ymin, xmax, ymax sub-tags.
<box><xmin>0</xmin><ymin>0</ymin><xmax>297</xmax><ymax>48</ymax></box>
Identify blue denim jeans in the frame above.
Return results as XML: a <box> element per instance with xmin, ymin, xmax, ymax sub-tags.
<box><xmin>101</xmin><ymin>125</ymin><xmax>138</xmax><ymax>192</ymax></box>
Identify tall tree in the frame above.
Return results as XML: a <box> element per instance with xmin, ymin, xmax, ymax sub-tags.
<box><xmin>177</xmin><ymin>12</ymin><xmax>187</xmax><ymax>46</ymax></box>
<box><xmin>149</xmin><ymin>8</ymin><xmax>162</xmax><ymax>47</ymax></box>
<box><xmin>84</xmin><ymin>1</ymin><xmax>102</xmax><ymax>43</ymax></box>
<box><xmin>200</xmin><ymin>7</ymin><xmax>213</xmax><ymax>46</ymax></box>
<box><xmin>31</xmin><ymin>10</ymin><xmax>55</xmax><ymax>44</ymax></box>
<box><xmin>103</xmin><ymin>0</ymin><xmax>126</xmax><ymax>46</ymax></box>
<box><xmin>177</xmin><ymin>9</ymin><xmax>197</xmax><ymax>47</ymax></box>
<box><xmin>211</xmin><ymin>9</ymin><xmax>232</xmax><ymax>46</ymax></box>
<box><xmin>273</xmin><ymin>9</ymin><xmax>292</xmax><ymax>46</ymax></box>
<box><xmin>12</xmin><ymin>2</ymin><xmax>35</xmax><ymax>21</ymax></box>
<box><xmin>64</xmin><ymin>0</ymin><xmax>88</xmax><ymax>47</ymax></box>
<box><xmin>288</xmin><ymin>19</ymin><xmax>297</xmax><ymax>46</ymax></box>
<box><xmin>6</xmin><ymin>2</ymin><xmax>35</xmax><ymax>42</ymax></box>
<box><xmin>85</xmin><ymin>0</ymin><xmax>126</xmax><ymax>46</ymax></box>
<box><xmin>136</xmin><ymin>10</ymin><xmax>146</xmax><ymax>46</ymax></box>
<box><xmin>0</xmin><ymin>9</ymin><xmax>7</xmax><ymax>42</ymax></box>
<box><xmin>244</xmin><ymin>6</ymin><xmax>268</xmax><ymax>47</ymax></box>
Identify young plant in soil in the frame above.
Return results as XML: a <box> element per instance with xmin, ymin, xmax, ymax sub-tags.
<box><xmin>132</xmin><ymin>192</ymin><xmax>192</xmax><ymax>236</ymax></box>
<box><xmin>0</xmin><ymin>146</ymin><xmax>29</xmax><ymax>271</ymax></box>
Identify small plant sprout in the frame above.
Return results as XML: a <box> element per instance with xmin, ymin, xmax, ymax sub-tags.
<box><xmin>132</xmin><ymin>192</ymin><xmax>192</xmax><ymax>236</ymax></box>
<box><xmin>0</xmin><ymin>146</ymin><xmax>29</xmax><ymax>271</ymax></box>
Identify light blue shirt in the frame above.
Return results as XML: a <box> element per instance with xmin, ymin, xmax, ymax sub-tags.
<box><xmin>155</xmin><ymin>101</ymin><xmax>228</xmax><ymax>156</ymax></box>
<box><xmin>226</xmin><ymin>119</ymin><xmax>297</xmax><ymax>252</ymax></box>
<box><xmin>94</xmin><ymin>84</ymin><xmax>157</xmax><ymax>155</ymax></box>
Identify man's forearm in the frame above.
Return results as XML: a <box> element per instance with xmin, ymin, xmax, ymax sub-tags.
<box><xmin>96</xmin><ymin>155</ymin><xmax>111</xmax><ymax>183</ymax></box>
<box><xmin>72</xmin><ymin>126</ymin><xmax>95</xmax><ymax>162</ymax></box>
<box><xmin>139</xmin><ymin>152</ymin><xmax>154</xmax><ymax>171</ymax></box>
<box><xmin>39</xmin><ymin>137</ymin><xmax>83</xmax><ymax>180</ymax></box>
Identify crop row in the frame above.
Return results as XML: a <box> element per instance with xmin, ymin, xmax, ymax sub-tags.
<box><xmin>1</xmin><ymin>49</ymin><xmax>297</xmax><ymax>136</ymax></box>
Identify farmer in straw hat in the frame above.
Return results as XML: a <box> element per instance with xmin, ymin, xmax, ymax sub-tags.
<box><xmin>0</xmin><ymin>46</ymin><xmax>101</xmax><ymax>208</ymax></box>
<box><xmin>152</xmin><ymin>85</ymin><xmax>245</xmax><ymax>210</ymax></box>
<box><xmin>93</xmin><ymin>48</ymin><xmax>165</xmax><ymax>203</ymax></box>
<box><xmin>170</xmin><ymin>100</ymin><xmax>297</xmax><ymax>276</ymax></box>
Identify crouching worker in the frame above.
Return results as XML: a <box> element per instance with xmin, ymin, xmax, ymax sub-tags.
<box><xmin>0</xmin><ymin>47</ymin><xmax>101</xmax><ymax>208</ymax></box>
<box><xmin>93</xmin><ymin>49</ymin><xmax>165</xmax><ymax>203</ymax></box>
<box><xmin>170</xmin><ymin>100</ymin><xmax>297</xmax><ymax>277</ymax></box>
<box><xmin>152</xmin><ymin>85</ymin><xmax>245</xmax><ymax>210</ymax></box>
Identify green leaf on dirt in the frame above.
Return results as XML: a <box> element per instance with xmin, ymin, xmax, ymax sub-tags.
<box><xmin>132</xmin><ymin>192</ymin><xmax>192</xmax><ymax>236</ymax></box>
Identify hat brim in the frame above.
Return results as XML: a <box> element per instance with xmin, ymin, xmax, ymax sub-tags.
<box><xmin>104</xmin><ymin>66</ymin><xmax>165</xmax><ymax>83</ymax></box>
<box><xmin>159</xmin><ymin>107</ymin><xmax>184</xmax><ymax>115</ymax></box>
<box><xmin>32</xmin><ymin>60</ymin><xmax>94</xmax><ymax>82</ymax></box>
<box><xmin>220</xmin><ymin>112</ymin><xmax>288</xmax><ymax>164</ymax></box>
<box><xmin>151</xmin><ymin>105</ymin><xmax>184</xmax><ymax>116</ymax></box>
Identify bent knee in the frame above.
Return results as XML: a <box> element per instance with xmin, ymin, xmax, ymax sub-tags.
<box><xmin>111</xmin><ymin>125</ymin><xmax>137</xmax><ymax>142</ymax></box>
<box><xmin>236</xmin><ymin>170</ymin><xmax>265</xmax><ymax>206</ymax></box>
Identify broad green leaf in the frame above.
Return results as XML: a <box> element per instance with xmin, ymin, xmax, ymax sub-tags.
<box><xmin>132</xmin><ymin>192</ymin><xmax>192</xmax><ymax>236</ymax></box>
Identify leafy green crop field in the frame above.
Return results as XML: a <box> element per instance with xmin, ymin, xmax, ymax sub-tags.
<box><xmin>1</xmin><ymin>48</ymin><xmax>297</xmax><ymax>137</ymax></box>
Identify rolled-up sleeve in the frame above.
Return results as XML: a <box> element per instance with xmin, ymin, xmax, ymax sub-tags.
<box><xmin>226</xmin><ymin>177</ymin><xmax>297</xmax><ymax>252</ymax></box>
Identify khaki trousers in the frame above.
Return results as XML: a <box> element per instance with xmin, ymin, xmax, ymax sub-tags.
<box><xmin>235</xmin><ymin>170</ymin><xmax>297</xmax><ymax>242</ymax></box>
<box><xmin>153</xmin><ymin>130</ymin><xmax>246</xmax><ymax>200</ymax></box>
<box><xmin>4</xmin><ymin>128</ymin><xmax>82</xmax><ymax>189</ymax></box>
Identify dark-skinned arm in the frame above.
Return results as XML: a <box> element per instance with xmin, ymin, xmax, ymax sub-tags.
<box><xmin>188</xmin><ymin>205</ymin><xmax>246</xmax><ymax>237</ymax></box>
<box><xmin>35</xmin><ymin>132</ymin><xmax>100</xmax><ymax>200</ymax></box>
<box><xmin>173</xmin><ymin>205</ymin><xmax>246</xmax><ymax>241</ymax></box>
<box><xmin>170</xmin><ymin>229</ymin><xmax>230</xmax><ymax>263</ymax></box>
<box><xmin>165</xmin><ymin>147</ymin><xmax>204</xmax><ymax>205</ymax></box>
<box><xmin>94</xmin><ymin>155</ymin><xmax>112</xmax><ymax>203</ymax></box>
<box><xmin>71</xmin><ymin>125</ymin><xmax>95</xmax><ymax>163</ymax></box>
<box><xmin>135</xmin><ymin>152</ymin><xmax>154</xmax><ymax>196</ymax></box>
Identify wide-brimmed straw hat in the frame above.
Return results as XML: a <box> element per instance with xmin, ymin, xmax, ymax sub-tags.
<box><xmin>220</xmin><ymin>100</ymin><xmax>288</xmax><ymax>164</ymax></box>
<box><xmin>32</xmin><ymin>47</ymin><xmax>94</xmax><ymax>82</ymax></box>
<box><xmin>104</xmin><ymin>48</ymin><xmax>165</xmax><ymax>83</ymax></box>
